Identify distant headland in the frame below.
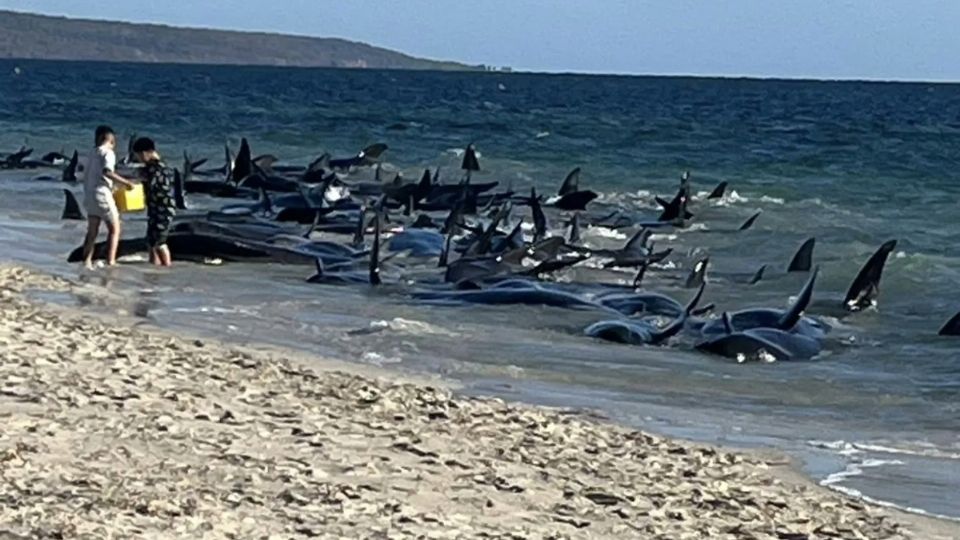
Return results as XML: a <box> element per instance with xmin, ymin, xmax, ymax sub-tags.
<box><xmin>0</xmin><ymin>10</ymin><xmax>498</xmax><ymax>71</ymax></box>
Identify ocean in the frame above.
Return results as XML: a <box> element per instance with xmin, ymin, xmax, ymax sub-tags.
<box><xmin>2</xmin><ymin>59</ymin><xmax>960</xmax><ymax>520</ymax></box>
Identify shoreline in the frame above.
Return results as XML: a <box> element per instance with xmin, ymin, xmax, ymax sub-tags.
<box><xmin>1</xmin><ymin>263</ymin><xmax>956</xmax><ymax>538</ymax></box>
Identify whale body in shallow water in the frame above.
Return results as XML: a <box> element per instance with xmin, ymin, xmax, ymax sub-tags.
<box><xmin>586</xmin><ymin>284</ymin><xmax>705</xmax><ymax>346</ymax></box>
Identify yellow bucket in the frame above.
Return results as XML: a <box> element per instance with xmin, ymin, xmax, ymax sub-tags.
<box><xmin>114</xmin><ymin>183</ymin><xmax>145</xmax><ymax>213</ymax></box>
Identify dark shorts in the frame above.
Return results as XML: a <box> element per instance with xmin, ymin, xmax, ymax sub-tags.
<box><xmin>147</xmin><ymin>216</ymin><xmax>171</xmax><ymax>248</ymax></box>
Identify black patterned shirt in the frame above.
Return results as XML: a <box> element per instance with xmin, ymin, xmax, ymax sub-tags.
<box><xmin>143</xmin><ymin>159</ymin><xmax>176</xmax><ymax>223</ymax></box>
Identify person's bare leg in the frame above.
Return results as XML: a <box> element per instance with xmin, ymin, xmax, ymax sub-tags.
<box><xmin>149</xmin><ymin>247</ymin><xmax>158</xmax><ymax>265</ymax></box>
<box><xmin>157</xmin><ymin>245</ymin><xmax>172</xmax><ymax>267</ymax></box>
<box><xmin>106</xmin><ymin>217</ymin><xmax>121</xmax><ymax>266</ymax></box>
<box><xmin>81</xmin><ymin>216</ymin><xmax>102</xmax><ymax>269</ymax></box>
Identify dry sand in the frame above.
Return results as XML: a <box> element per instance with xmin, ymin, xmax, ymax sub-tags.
<box><xmin>0</xmin><ymin>264</ymin><xmax>956</xmax><ymax>539</ymax></box>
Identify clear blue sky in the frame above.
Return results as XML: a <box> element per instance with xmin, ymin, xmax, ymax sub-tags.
<box><xmin>2</xmin><ymin>0</ymin><xmax>958</xmax><ymax>81</ymax></box>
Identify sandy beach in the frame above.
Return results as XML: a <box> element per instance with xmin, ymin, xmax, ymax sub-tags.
<box><xmin>0</xmin><ymin>263</ymin><xmax>955</xmax><ymax>539</ymax></box>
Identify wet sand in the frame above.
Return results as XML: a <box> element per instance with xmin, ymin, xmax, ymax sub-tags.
<box><xmin>0</xmin><ymin>264</ymin><xmax>955</xmax><ymax>539</ymax></box>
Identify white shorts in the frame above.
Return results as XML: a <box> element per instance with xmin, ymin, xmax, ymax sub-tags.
<box><xmin>84</xmin><ymin>186</ymin><xmax>119</xmax><ymax>223</ymax></box>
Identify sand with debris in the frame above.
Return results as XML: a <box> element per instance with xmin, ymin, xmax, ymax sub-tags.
<box><xmin>0</xmin><ymin>264</ymin><xmax>955</xmax><ymax>539</ymax></box>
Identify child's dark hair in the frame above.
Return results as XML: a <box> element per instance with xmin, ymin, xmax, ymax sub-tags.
<box><xmin>94</xmin><ymin>125</ymin><xmax>114</xmax><ymax>146</ymax></box>
<box><xmin>132</xmin><ymin>137</ymin><xmax>156</xmax><ymax>154</ymax></box>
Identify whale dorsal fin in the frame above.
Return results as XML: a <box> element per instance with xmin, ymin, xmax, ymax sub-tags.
<box><xmin>558</xmin><ymin>167</ymin><xmax>581</xmax><ymax>196</ymax></box>
<box><xmin>685</xmin><ymin>257</ymin><xmax>709</xmax><ymax>289</ymax></box>
<box><xmin>788</xmin><ymin>238</ymin><xmax>816</xmax><ymax>272</ymax></box>
<box><xmin>632</xmin><ymin>263</ymin><xmax>647</xmax><ymax>289</ymax></box>
<box><xmin>650</xmin><ymin>283</ymin><xmax>706</xmax><ymax>345</ymax></box>
<box><xmin>504</xmin><ymin>220</ymin><xmax>523</xmax><ymax>251</ymax></box>
<box><xmin>369</xmin><ymin>210</ymin><xmax>382</xmax><ymax>286</ymax></box>
<box><xmin>568</xmin><ymin>213</ymin><xmax>582</xmax><ymax>245</ymax></box>
<box><xmin>173</xmin><ymin>169</ymin><xmax>187</xmax><ymax>210</ymax></box>
<box><xmin>461</xmin><ymin>143</ymin><xmax>480</xmax><ymax>172</ymax></box>
<box><xmin>707</xmin><ymin>181</ymin><xmax>728</xmax><ymax>200</ymax></box>
<box><xmin>623</xmin><ymin>228</ymin><xmax>651</xmax><ymax>254</ymax></box>
<box><xmin>778</xmin><ymin>267</ymin><xmax>819</xmax><ymax>330</ymax></box>
<box><xmin>939</xmin><ymin>311</ymin><xmax>960</xmax><ymax>336</ymax></box>
<box><xmin>61</xmin><ymin>189</ymin><xmax>84</xmax><ymax>220</ymax></box>
<box><xmin>361</xmin><ymin>143</ymin><xmax>388</xmax><ymax>160</ymax></box>
<box><xmin>61</xmin><ymin>150</ymin><xmax>79</xmax><ymax>183</ymax></box>
<box><xmin>304</xmin><ymin>211</ymin><xmax>321</xmax><ymax>239</ymax></box>
<box><xmin>738</xmin><ymin>211</ymin><xmax>762</xmax><ymax>231</ymax></box>
<box><xmin>232</xmin><ymin>138</ymin><xmax>252</xmax><ymax>184</ymax></box>
<box><xmin>258</xmin><ymin>187</ymin><xmax>273</xmax><ymax>215</ymax></box>
<box><xmin>844</xmin><ymin>240</ymin><xmax>897</xmax><ymax>312</ymax></box>
<box><xmin>530</xmin><ymin>187</ymin><xmax>547</xmax><ymax>242</ymax></box>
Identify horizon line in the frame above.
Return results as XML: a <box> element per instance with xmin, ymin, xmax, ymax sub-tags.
<box><xmin>6</xmin><ymin>57</ymin><xmax>960</xmax><ymax>86</ymax></box>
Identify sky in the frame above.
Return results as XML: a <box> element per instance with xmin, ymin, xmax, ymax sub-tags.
<box><xmin>2</xmin><ymin>0</ymin><xmax>959</xmax><ymax>81</ymax></box>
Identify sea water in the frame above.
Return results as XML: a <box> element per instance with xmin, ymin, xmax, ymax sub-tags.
<box><xmin>2</xmin><ymin>60</ymin><xmax>960</xmax><ymax>519</ymax></box>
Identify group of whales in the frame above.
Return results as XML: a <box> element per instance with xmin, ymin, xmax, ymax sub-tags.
<box><xmin>7</xmin><ymin>135</ymin><xmax>960</xmax><ymax>361</ymax></box>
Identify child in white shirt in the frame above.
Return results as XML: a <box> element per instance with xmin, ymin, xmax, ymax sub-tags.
<box><xmin>81</xmin><ymin>125</ymin><xmax>136</xmax><ymax>268</ymax></box>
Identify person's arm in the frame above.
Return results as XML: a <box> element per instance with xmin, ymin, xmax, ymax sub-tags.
<box><xmin>105</xmin><ymin>170</ymin><xmax>136</xmax><ymax>190</ymax></box>
<box><xmin>102</xmin><ymin>149</ymin><xmax>136</xmax><ymax>189</ymax></box>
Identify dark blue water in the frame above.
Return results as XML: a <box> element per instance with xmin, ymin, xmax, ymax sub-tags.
<box><xmin>2</xmin><ymin>60</ymin><xmax>960</xmax><ymax>521</ymax></box>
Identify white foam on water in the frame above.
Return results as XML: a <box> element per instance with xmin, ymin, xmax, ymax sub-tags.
<box><xmin>760</xmin><ymin>195</ymin><xmax>785</xmax><ymax>204</ymax></box>
<box><xmin>535</xmin><ymin>131</ymin><xmax>550</xmax><ymax>139</ymax></box>
<box><xmin>758</xmin><ymin>350</ymin><xmax>778</xmax><ymax>363</ymax></box>
<box><xmin>821</xmin><ymin>456</ymin><xmax>904</xmax><ymax>487</ymax></box>
<box><xmin>587</xmin><ymin>227</ymin><xmax>626</xmax><ymax>240</ymax></box>
<box><xmin>852</xmin><ymin>442</ymin><xmax>960</xmax><ymax>461</ymax></box>
<box><xmin>581</xmin><ymin>258</ymin><xmax>609</xmax><ymax>270</ymax></box>
<box><xmin>169</xmin><ymin>305</ymin><xmax>259</xmax><ymax>317</ymax></box>
<box><xmin>811</xmin><ymin>440</ymin><xmax>960</xmax><ymax>521</ymax></box>
<box><xmin>678</xmin><ymin>222</ymin><xmax>709</xmax><ymax>233</ymax></box>
<box><xmin>446</xmin><ymin>148</ymin><xmax>481</xmax><ymax>158</ymax></box>
<box><xmin>713</xmin><ymin>190</ymin><xmax>749</xmax><ymax>207</ymax></box>
<box><xmin>809</xmin><ymin>439</ymin><xmax>863</xmax><ymax>457</ymax></box>
<box><xmin>360</xmin><ymin>351</ymin><xmax>402</xmax><ymax>366</ymax></box>
<box><xmin>822</xmin><ymin>475</ymin><xmax>960</xmax><ymax>523</ymax></box>
<box><xmin>360</xmin><ymin>317</ymin><xmax>459</xmax><ymax>338</ymax></box>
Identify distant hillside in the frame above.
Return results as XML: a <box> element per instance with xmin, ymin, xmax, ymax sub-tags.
<box><xmin>0</xmin><ymin>10</ymin><xmax>478</xmax><ymax>71</ymax></box>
